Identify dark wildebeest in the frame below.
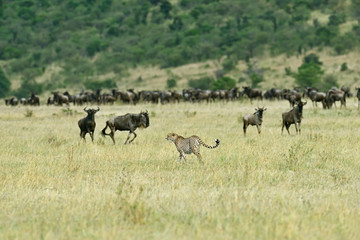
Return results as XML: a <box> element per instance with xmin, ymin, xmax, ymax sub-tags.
<box><xmin>341</xmin><ymin>85</ymin><xmax>352</xmax><ymax>98</ymax></box>
<box><xmin>52</xmin><ymin>91</ymin><xmax>69</xmax><ymax>106</ymax></box>
<box><xmin>243</xmin><ymin>107</ymin><xmax>267</xmax><ymax>136</ymax></box>
<box><xmin>101</xmin><ymin>111</ymin><xmax>149</xmax><ymax>144</ymax></box>
<box><xmin>78</xmin><ymin>107</ymin><xmax>100</xmax><ymax>142</ymax></box>
<box><xmin>281</xmin><ymin>101</ymin><xmax>307</xmax><ymax>135</ymax></box>
<box><xmin>28</xmin><ymin>92</ymin><xmax>40</xmax><ymax>106</ymax></box>
<box><xmin>160</xmin><ymin>91</ymin><xmax>173</xmax><ymax>104</ymax></box>
<box><xmin>356</xmin><ymin>88</ymin><xmax>360</xmax><ymax>110</ymax></box>
<box><xmin>283</xmin><ymin>89</ymin><xmax>301</xmax><ymax>107</ymax></box>
<box><xmin>325</xmin><ymin>87</ymin><xmax>346</xmax><ymax>108</ymax></box>
<box><xmin>5</xmin><ymin>97</ymin><xmax>18</xmax><ymax>106</ymax></box>
<box><xmin>242</xmin><ymin>86</ymin><xmax>262</xmax><ymax>103</ymax></box>
<box><xmin>305</xmin><ymin>87</ymin><xmax>326</xmax><ymax>108</ymax></box>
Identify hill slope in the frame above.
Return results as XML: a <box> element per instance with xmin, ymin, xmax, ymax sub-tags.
<box><xmin>0</xmin><ymin>0</ymin><xmax>359</xmax><ymax>95</ymax></box>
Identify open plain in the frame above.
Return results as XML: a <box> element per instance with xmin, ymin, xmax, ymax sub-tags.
<box><xmin>0</xmin><ymin>99</ymin><xmax>359</xmax><ymax>239</ymax></box>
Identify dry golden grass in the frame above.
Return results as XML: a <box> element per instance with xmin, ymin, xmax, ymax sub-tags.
<box><xmin>0</xmin><ymin>99</ymin><xmax>360</xmax><ymax>239</ymax></box>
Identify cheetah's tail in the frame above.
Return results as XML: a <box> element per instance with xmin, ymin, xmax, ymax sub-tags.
<box><xmin>199</xmin><ymin>138</ymin><xmax>220</xmax><ymax>149</ymax></box>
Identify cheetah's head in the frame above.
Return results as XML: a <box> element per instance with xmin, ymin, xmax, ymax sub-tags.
<box><xmin>166</xmin><ymin>133</ymin><xmax>178</xmax><ymax>142</ymax></box>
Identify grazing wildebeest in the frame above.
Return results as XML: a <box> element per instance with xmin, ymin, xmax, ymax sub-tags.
<box><xmin>281</xmin><ymin>101</ymin><xmax>307</xmax><ymax>135</ymax></box>
<box><xmin>242</xmin><ymin>86</ymin><xmax>262</xmax><ymax>103</ymax></box>
<box><xmin>5</xmin><ymin>97</ymin><xmax>18</xmax><ymax>106</ymax></box>
<box><xmin>305</xmin><ymin>87</ymin><xmax>326</xmax><ymax>108</ymax></box>
<box><xmin>243</xmin><ymin>107</ymin><xmax>267</xmax><ymax>136</ymax></box>
<box><xmin>28</xmin><ymin>92</ymin><xmax>40</xmax><ymax>106</ymax></box>
<box><xmin>78</xmin><ymin>107</ymin><xmax>100</xmax><ymax>142</ymax></box>
<box><xmin>101</xmin><ymin>111</ymin><xmax>149</xmax><ymax>144</ymax></box>
<box><xmin>117</xmin><ymin>89</ymin><xmax>139</xmax><ymax>104</ymax></box>
<box><xmin>160</xmin><ymin>91</ymin><xmax>172</xmax><ymax>104</ymax></box>
<box><xmin>325</xmin><ymin>87</ymin><xmax>346</xmax><ymax>108</ymax></box>
<box><xmin>52</xmin><ymin>91</ymin><xmax>69</xmax><ymax>106</ymax></box>
<box><xmin>341</xmin><ymin>85</ymin><xmax>352</xmax><ymax>98</ymax></box>
<box><xmin>283</xmin><ymin>89</ymin><xmax>301</xmax><ymax>107</ymax></box>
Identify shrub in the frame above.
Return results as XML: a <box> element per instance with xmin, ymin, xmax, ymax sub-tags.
<box><xmin>340</xmin><ymin>63</ymin><xmax>348</xmax><ymax>72</ymax></box>
<box><xmin>212</xmin><ymin>76</ymin><xmax>236</xmax><ymax>90</ymax></box>
<box><xmin>188</xmin><ymin>76</ymin><xmax>214</xmax><ymax>89</ymax></box>
<box><xmin>84</xmin><ymin>78</ymin><xmax>116</xmax><ymax>90</ymax></box>
<box><xmin>167</xmin><ymin>78</ymin><xmax>177</xmax><ymax>88</ymax></box>
<box><xmin>294</xmin><ymin>54</ymin><xmax>324</xmax><ymax>88</ymax></box>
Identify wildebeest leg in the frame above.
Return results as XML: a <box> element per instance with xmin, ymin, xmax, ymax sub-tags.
<box><xmin>294</xmin><ymin>123</ymin><xmax>299</xmax><ymax>134</ymax></box>
<box><xmin>125</xmin><ymin>131</ymin><xmax>134</xmax><ymax>144</ymax></box>
<box><xmin>298</xmin><ymin>122</ymin><xmax>301</xmax><ymax>134</ymax></box>
<box><xmin>128</xmin><ymin>132</ymin><xmax>137</xmax><ymax>143</ymax></box>
<box><xmin>243</xmin><ymin>122</ymin><xmax>248</xmax><ymax>136</ymax></box>
<box><xmin>256</xmin><ymin>124</ymin><xmax>261</xmax><ymax>134</ymax></box>
<box><xmin>80</xmin><ymin>131</ymin><xmax>86</xmax><ymax>141</ymax></box>
<box><xmin>90</xmin><ymin>130</ymin><xmax>94</xmax><ymax>142</ymax></box>
<box><xmin>281</xmin><ymin>121</ymin><xmax>285</xmax><ymax>135</ymax></box>
<box><xmin>286</xmin><ymin>123</ymin><xmax>291</xmax><ymax>135</ymax></box>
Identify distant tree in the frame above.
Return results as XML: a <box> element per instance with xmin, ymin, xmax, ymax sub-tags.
<box><xmin>340</xmin><ymin>63</ymin><xmax>348</xmax><ymax>71</ymax></box>
<box><xmin>0</xmin><ymin>67</ymin><xmax>11</xmax><ymax>98</ymax></box>
<box><xmin>160</xmin><ymin>0</ymin><xmax>172</xmax><ymax>19</ymax></box>
<box><xmin>188</xmin><ymin>76</ymin><xmax>214</xmax><ymax>89</ymax></box>
<box><xmin>166</xmin><ymin>78</ymin><xmax>177</xmax><ymax>88</ymax></box>
<box><xmin>222</xmin><ymin>57</ymin><xmax>236</xmax><ymax>72</ymax></box>
<box><xmin>169</xmin><ymin>17</ymin><xmax>183</xmax><ymax>31</ymax></box>
<box><xmin>294</xmin><ymin>54</ymin><xmax>324</xmax><ymax>88</ymax></box>
<box><xmin>211</xmin><ymin>76</ymin><xmax>236</xmax><ymax>90</ymax></box>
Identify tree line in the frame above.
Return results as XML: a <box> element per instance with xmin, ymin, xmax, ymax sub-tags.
<box><xmin>0</xmin><ymin>0</ymin><xmax>359</xmax><ymax>97</ymax></box>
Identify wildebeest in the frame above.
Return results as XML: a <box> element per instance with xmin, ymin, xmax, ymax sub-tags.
<box><xmin>325</xmin><ymin>87</ymin><xmax>346</xmax><ymax>108</ymax></box>
<box><xmin>341</xmin><ymin>85</ymin><xmax>352</xmax><ymax>98</ymax></box>
<box><xmin>5</xmin><ymin>97</ymin><xmax>18</xmax><ymax>106</ymax></box>
<box><xmin>281</xmin><ymin>101</ymin><xmax>307</xmax><ymax>135</ymax></box>
<box><xmin>28</xmin><ymin>92</ymin><xmax>40</xmax><ymax>106</ymax></box>
<box><xmin>52</xmin><ymin>91</ymin><xmax>69</xmax><ymax>106</ymax></box>
<box><xmin>356</xmin><ymin>88</ymin><xmax>360</xmax><ymax>110</ymax></box>
<box><xmin>78</xmin><ymin>107</ymin><xmax>100</xmax><ymax>142</ymax></box>
<box><xmin>283</xmin><ymin>89</ymin><xmax>301</xmax><ymax>107</ymax></box>
<box><xmin>242</xmin><ymin>86</ymin><xmax>262</xmax><ymax>103</ymax></box>
<box><xmin>243</xmin><ymin>107</ymin><xmax>267</xmax><ymax>136</ymax></box>
<box><xmin>101</xmin><ymin>111</ymin><xmax>149</xmax><ymax>144</ymax></box>
<box><xmin>305</xmin><ymin>87</ymin><xmax>326</xmax><ymax>108</ymax></box>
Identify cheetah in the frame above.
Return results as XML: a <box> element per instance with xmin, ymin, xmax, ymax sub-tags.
<box><xmin>166</xmin><ymin>133</ymin><xmax>220</xmax><ymax>163</ymax></box>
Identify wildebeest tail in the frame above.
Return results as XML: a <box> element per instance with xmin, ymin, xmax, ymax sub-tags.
<box><xmin>199</xmin><ymin>138</ymin><xmax>220</xmax><ymax>149</ymax></box>
<box><xmin>101</xmin><ymin>121</ymin><xmax>110</xmax><ymax>137</ymax></box>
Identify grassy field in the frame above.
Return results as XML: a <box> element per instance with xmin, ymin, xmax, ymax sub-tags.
<box><xmin>0</xmin><ymin>99</ymin><xmax>360</xmax><ymax>239</ymax></box>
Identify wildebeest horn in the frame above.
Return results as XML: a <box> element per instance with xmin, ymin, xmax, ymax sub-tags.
<box><xmin>84</xmin><ymin>107</ymin><xmax>87</xmax><ymax>112</ymax></box>
<box><xmin>96</xmin><ymin>106</ymin><xmax>100</xmax><ymax>112</ymax></box>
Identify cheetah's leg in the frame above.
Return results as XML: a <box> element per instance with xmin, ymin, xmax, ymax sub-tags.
<box><xmin>194</xmin><ymin>152</ymin><xmax>203</xmax><ymax>164</ymax></box>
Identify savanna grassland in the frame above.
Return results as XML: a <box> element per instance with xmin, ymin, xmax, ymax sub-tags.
<box><xmin>0</xmin><ymin>99</ymin><xmax>360</xmax><ymax>240</ymax></box>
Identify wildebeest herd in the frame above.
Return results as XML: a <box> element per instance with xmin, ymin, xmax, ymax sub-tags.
<box><xmin>4</xmin><ymin>85</ymin><xmax>360</xmax><ymax>109</ymax></box>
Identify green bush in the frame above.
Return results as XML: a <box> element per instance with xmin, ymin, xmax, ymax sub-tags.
<box><xmin>294</xmin><ymin>55</ymin><xmax>324</xmax><ymax>88</ymax></box>
<box><xmin>84</xmin><ymin>78</ymin><xmax>116</xmax><ymax>90</ymax></box>
<box><xmin>340</xmin><ymin>63</ymin><xmax>348</xmax><ymax>72</ymax></box>
<box><xmin>188</xmin><ymin>76</ymin><xmax>214</xmax><ymax>90</ymax></box>
<box><xmin>212</xmin><ymin>76</ymin><xmax>236</xmax><ymax>90</ymax></box>
<box><xmin>167</xmin><ymin>78</ymin><xmax>177</xmax><ymax>88</ymax></box>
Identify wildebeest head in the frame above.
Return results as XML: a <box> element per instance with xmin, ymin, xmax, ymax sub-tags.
<box><xmin>139</xmin><ymin>110</ymin><xmax>150</xmax><ymax>128</ymax></box>
<box><xmin>255</xmin><ymin>106</ymin><xmax>267</xmax><ymax>118</ymax></box>
<box><xmin>296</xmin><ymin>101</ymin><xmax>307</xmax><ymax>115</ymax></box>
<box><xmin>84</xmin><ymin>107</ymin><xmax>100</xmax><ymax>119</ymax></box>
